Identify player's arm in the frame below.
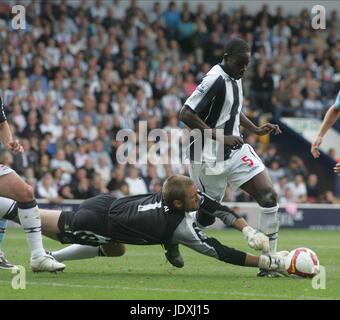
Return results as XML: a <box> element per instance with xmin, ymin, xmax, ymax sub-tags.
<box><xmin>240</xmin><ymin>112</ymin><xmax>281</xmax><ymax>136</ymax></box>
<box><xmin>311</xmin><ymin>104</ymin><xmax>340</xmax><ymax>158</ymax></box>
<box><xmin>176</xmin><ymin>216</ymin><xmax>282</xmax><ymax>270</ymax></box>
<box><xmin>0</xmin><ymin>120</ymin><xmax>13</xmax><ymax>146</ymax></box>
<box><xmin>178</xmin><ymin>74</ymin><xmax>225</xmax><ymax>140</ymax></box>
<box><xmin>179</xmin><ymin>105</ymin><xmax>215</xmax><ymax>135</ymax></box>
<box><xmin>0</xmin><ymin>121</ymin><xmax>24</xmax><ymax>153</ymax></box>
<box><xmin>179</xmin><ymin>107</ymin><xmax>243</xmax><ymax>149</ymax></box>
<box><xmin>179</xmin><ymin>105</ymin><xmax>241</xmax><ymax>144</ymax></box>
<box><xmin>198</xmin><ymin>191</ymin><xmax>269</xmax><ymax>252</ymax></box>
<box><xmin>0</xmin><ymin>97</ymin><xmax>24</xmax><ymax>153</ymax></box>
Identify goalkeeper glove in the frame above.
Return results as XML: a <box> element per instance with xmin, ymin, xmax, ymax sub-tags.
<box><xmin>242</xmin><ymin>226</ymin><xmax>270</xmax><ymax>253</ymax></box>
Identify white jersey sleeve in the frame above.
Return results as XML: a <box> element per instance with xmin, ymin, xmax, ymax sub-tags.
<box><xmin>184</xmin><ymin>74</ymin><xmax>225</xmax><ymax>114</ymax></box>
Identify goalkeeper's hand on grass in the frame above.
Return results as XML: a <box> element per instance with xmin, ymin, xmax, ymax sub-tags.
<box><xmin>242</xmin><ymin>226</ymin><xmax>269</xmax><ymax>253</ymax></box>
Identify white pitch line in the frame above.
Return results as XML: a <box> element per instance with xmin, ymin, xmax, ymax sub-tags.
<box><xmin>0</xmin><ymin>280</ymin><xmax>337</xmax><ymax>300</ymax></box>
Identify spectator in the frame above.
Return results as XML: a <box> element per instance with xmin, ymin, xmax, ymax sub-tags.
<box><xmin>286</xmin><ymin>173</ymin><xmax>307</xmax><ymax>203</ymax></box>
<box><xmin>306</xmin><ymin>174</ymin><xmax>321</xmax><ymax>203</ymax></box>
<box><xmin>92</xmin><ymin>173</ymin><xmax>109</xmax><ymax>196</ymax></box>
<box><xmin>125</xmin><ymin>166</ymin><xmax>148</xmax><ymax>195</ymax></box>
<box><xmin>94</xmin><ymin>155</ymin><xmax>111</xmax><ymax>185</ymax></box>
<box><xmin>163</xmin><ymin>1</ymin><xmax>181</xmax><ymax>39</ymax></box>
<box><xmin>59</xmin><ymin>184</ymin><xmax>75</xmax><ymax>199</ymax></box>
<box><xmin>50</xmin><ymin>149</ymin><xmax>75</xmax><ymax>183</ymax></box>
<box><xmin>268</xmin><ymin>160</ymin><xmax>285</xmax><ymax>184</ymax></box>
<box><xmin>250</xmin><ymin>63</ymin><xmax>274</xmax><ymax>114</ymax></box>
<box><xmin>79</xmin><ymin>114</ymin><xmax>99</xmax><ymax>141</ymax></box>
<box><xmin>303</xmin><ymin>90</ymin><xmax>324</xmax><ymax>118</ymax></box>
<box><xmin>36</xmin><ymin>172</ymin><xmax>62</xmax><ymax>203</ymax></box>
<box><xmin>274</xmin><ymin>175</ymin><xmax>289</xmax><ymax>203</ymax></box>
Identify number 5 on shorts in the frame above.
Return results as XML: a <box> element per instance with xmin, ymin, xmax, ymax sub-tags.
<box><xmin>241</xmin><ymin>156</ymin><xmax>254</xmax><ymax>167</ymax></box>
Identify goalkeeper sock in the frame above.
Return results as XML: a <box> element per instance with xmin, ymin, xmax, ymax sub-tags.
<box><xmin>0</xmin><ymin>218</ymin><xmax>7</xmax><ymax>251</ymax></box>
<box><xmin>18</xmin><ymin>201</ymin><xmax>45</xmax><ymax>259</ymax></box>
<box><xmin>52</xmin><ymin>245</ymin><xmax>100</xmax><ymax>262</ymax></box>
<box><xmin>259</xmin><ymin>205</ymin><xmax>280</xmax><ymax>254</ymax></box>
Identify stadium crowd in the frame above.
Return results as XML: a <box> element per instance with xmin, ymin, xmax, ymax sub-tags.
<box><xmin>0</xmin><ymin>0</ymin><xmax>339</xmax><ymax>204</ymax></box>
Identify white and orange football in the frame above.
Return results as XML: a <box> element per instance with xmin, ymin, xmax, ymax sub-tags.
<box><xmin>285</xmin><ymin>247</ymin><xmax>320</xmax><ymax>278</ymax></box>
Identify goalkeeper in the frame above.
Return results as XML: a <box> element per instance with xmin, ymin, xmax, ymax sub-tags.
<box><xmin>0</xmin><ymin>175</ymin><xmax>287</xmax><ymax>273</ymax></box>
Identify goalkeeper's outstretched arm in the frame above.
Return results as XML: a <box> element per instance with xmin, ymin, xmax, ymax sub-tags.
<box><xmin>198</xmin><ymin>190</ymin><xmax>269</xmax><ymax>252</ymax></box>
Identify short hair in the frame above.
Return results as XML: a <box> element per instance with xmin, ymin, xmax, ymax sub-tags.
<box><xmin>162</xmin><ymin>175</ymin><xmax>194</xmax><ymax>207</ymax></box>
<box><xmin>224</xmin><ymin>38</ymin><xmax>250</xmax><ymax>56</ymax></box>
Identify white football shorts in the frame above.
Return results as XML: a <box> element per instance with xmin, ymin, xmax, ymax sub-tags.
<box><xmin>0</xmin><ymin>165</ymin><xmax>14</xmax><ymax>177</ymax></box>
<box><xmin>189</xmin><ymin>143</ymin><xmax>265</xmax><ymax>201</ymax></box>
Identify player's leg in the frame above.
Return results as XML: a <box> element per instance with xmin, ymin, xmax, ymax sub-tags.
<box><xmin>0</xmin><ymin>218</ymin><xmax>17</xmax><ymax>269</ymax></box>
<box><xmin>52</xmin><ymin>242</ymin><xmax>126</xmax><ymax>262</ymax></box>
<box><xmin>38</xmin><ymin>209</ymin><xmax>63</xmax><ymax>240</ymax></box>
<box><xmin>0</xmin><ymin>172</ymin><xmax>65</xmax><ymax>272</ymax></box>
<box><xmin>0</xmin><ymin>195</ymin><xmax>65</xmax><ymax>272</ymax></box>
<box><xmin>240</xmin><ymin>169</ymin><xmax>279</xmax><ymax>254</ymax></box>
<box><xmin>189</xmin><ymin>161</ymin><xmax>231</xmax><ymax>225</ymax></box>
<box><xmin>0</xmin><ymin>201</ymin><xmax>125</xmax><ymax>263</ymax></box>
<box><xmin>0</xmin><ymin>198</ymin><xmax>63</xmax><ymax>240</ymax></box>
<box><xmin>53</xmin><ymin>195</ymin><xmax>118</xmax><ymax>261</ymax></box>
<box><xmin>0</xmin><ymin>172</ymin><xmax>45</xmax><ymax>258</ymax></box>
<box><xmin>225</xmin><ymin>144</ymin><xmax>279</xmax><ymax>255</ymax></box>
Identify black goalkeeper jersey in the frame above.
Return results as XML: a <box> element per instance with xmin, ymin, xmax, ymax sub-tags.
<box><xmin>107</xmin><ymin>192</ymin><xmax>186</xmax><ymax>245</ymax></box>
<box><xmin>57</xmin><ymin>190</ymin><xmax>234</xmax><ymax>247</ymax></box>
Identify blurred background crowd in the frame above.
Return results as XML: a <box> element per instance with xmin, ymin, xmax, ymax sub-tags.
<box><xmin>0</xmin><ymin>0</ymin><xmax>339</xmax><ymax>204</ymax></box>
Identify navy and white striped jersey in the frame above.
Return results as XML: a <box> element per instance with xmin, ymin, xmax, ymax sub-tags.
<box><xmin>184</xmin><ymin>64</ymin><xmax>243</xmax><ymax>161</ymax></box>
<box><xmin>0</xmin><ymin>96</ymin><xmax>7</xmax><ymax>123</ymax></box>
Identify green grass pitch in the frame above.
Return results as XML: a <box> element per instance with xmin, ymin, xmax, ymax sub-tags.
<box><xmin>0</xmin><ymin>228</ymin><xmax>339</xmax><ymax>300</ymax></box>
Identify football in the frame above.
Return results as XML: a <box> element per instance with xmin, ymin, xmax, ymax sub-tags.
<box><xmin>285</xmin><ymin>248</ymin><xmax>320</xmax><ymax>278</ymax></box>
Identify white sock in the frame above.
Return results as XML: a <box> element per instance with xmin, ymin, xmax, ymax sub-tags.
<box><xmin>52</xmin><ymin>245</ymin><xmax>100</xmax><ymax>262</ymax></box>
<box><xmin>259</xmin><ymin>205</ymin><xmax>280</xmax><ymax>254</ymax></box>
<box><xmin>17</xmin><ymin>201</ymin><xmax>45</xmax><ymax>259</ymax></box>
<box><xmin>0</xmin><ymin>197</ymin><xmax>16</xmax><ymax>219</ymax></box>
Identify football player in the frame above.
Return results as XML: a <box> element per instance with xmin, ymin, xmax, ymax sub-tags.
<box><xmin>0</xmin><ymin>175</ymin><xmax>288</xmax><ymax>273</ymax></box>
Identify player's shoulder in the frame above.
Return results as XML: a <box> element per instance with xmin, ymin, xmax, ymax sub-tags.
<box><xmin>206</xmin><ymin>64</ymin><xmax>226</xmax><ymax>77</ymax></box>
<box><xmin>204</xmin><ymin>64</ymin><xmax>233</xmax><ymax>84</ymax></box>
<box><xmin>200</xmin><ymin>65</ymin><xmax>228</xmax><ymax>87</ymax></box>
